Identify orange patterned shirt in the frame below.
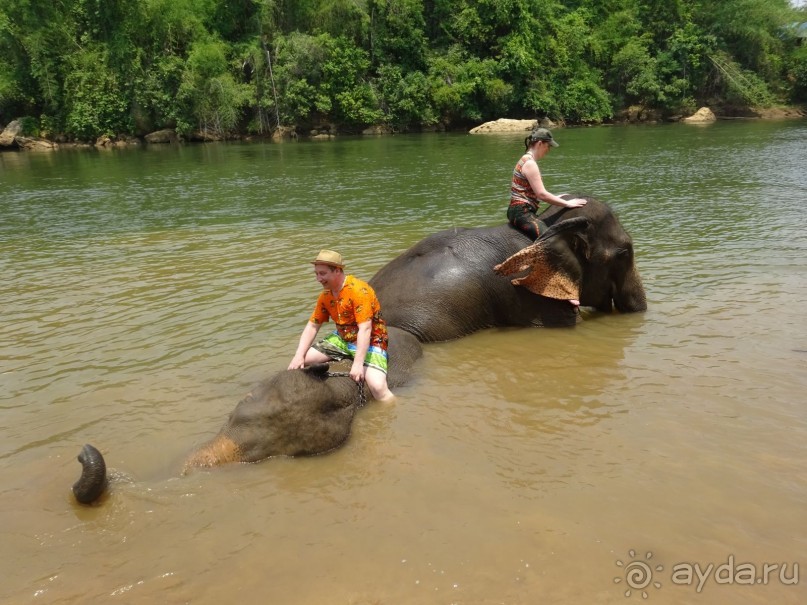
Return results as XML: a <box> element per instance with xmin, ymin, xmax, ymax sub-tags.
<box><xmin>310</xmin><ymin>275</ymin><xmax>388</xmax><ymax>350</ymax></box>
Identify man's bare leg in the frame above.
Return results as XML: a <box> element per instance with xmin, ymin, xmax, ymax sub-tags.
<box><xmin>365</xmin><ymin>367</ymin><xmax>395</xmax><ymax>403</ymax></box>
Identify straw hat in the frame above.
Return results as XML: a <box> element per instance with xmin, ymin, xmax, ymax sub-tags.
<box><xmin>311</xmin><ymin>249</ymin><xmax>344</xmax><ymax>268</ymax></box>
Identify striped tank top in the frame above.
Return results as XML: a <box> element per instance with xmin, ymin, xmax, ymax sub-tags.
<box><xmin>510</xmin><ymin>153</ymin><xmax>539</xmax><ymax>209</ymax></box>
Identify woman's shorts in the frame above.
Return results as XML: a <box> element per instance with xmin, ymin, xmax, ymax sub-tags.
<box><xmin>507</xmin><ymin>203</ymin><xmax>547</xmax><ymax>240</ymax></box>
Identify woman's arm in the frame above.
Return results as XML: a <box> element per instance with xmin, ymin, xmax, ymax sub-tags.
<box><xmin>522</xmin><ymin>160</ymin><xmax>587</xmax><ymax>208</ymax></box>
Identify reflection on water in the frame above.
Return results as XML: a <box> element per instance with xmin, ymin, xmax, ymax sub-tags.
<box><xmin>2</xmin><ymin>120</ymin><xmax>807</xmax><ymax>604</ymax></box>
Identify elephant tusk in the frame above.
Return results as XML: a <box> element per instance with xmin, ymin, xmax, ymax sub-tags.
<box><xmin>72</xmin><ymin>444</ymin><xmax>108</xmax><ymax>505</ymax></box>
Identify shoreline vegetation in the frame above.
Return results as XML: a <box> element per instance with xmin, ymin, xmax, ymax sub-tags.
<box><xmin>2</xmin><ymin>0</ymin><xmax>806</xmax><ymax>152</ymax></box>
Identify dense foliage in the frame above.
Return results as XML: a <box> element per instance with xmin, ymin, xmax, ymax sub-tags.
<box><xmin>1</xmin><ymin>0</ymin><xmax>804</xmax><ymax>139</ymax></box>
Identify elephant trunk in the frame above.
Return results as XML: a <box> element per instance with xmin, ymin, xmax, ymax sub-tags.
<box><xmin>73</xmin><ymin>444</ymin><xmax>108</xmax><ymax>505</ymax></box>
<box><xmin>72</xmin><ymin>434</ymin><xmax>241</xmax><ymax>504</ymax></box>
<box><xmin>182</xmin><ymin>433</ymin><xmax>242</xmax><ymax>475</ymax></box>
<box><xmin>613</xmin><ymin>264</ymin><xmax>647</xmax><ymax>313</ymax></box>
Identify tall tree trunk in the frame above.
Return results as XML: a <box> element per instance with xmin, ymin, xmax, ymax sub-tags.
<box><xmin>261</xmin><ymin>38</ymin><xmax>281</xmax><ymax>129</ymax></box>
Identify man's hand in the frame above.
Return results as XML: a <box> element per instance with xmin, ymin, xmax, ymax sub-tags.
<box><xmin>349</xmin><ymin>360</ymin><xmax>365</xmax><ymax>384</ymax></box>
<box><xmin>288</xmin><ymin>355</ymin><xmax>305</xmax><ymax>371</ymax></box>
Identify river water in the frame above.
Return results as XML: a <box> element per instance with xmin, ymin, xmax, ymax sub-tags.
<box><xmin>1</xmin><ymin>120</ymin><xmax>806</xmax><ymax>604</ymax></box>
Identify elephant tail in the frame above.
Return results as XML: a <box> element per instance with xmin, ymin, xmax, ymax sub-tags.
<box><xmin>73</xmin><ymin>444</ymin><xmax>108</xmax><ymax>505</ymax></box>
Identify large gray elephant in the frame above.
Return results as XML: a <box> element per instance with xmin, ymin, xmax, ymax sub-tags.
<box><xmin>72</xmin><ymin>326</ymin><xmax>422</xmax><ymax>504</ymax></box>
<box><xmin>370</xmin><ymin>196</ymin><xmax>646</xmax><ymax>342</ymax></box>
<box><xmin>73</xmin><ymin>195</ymin><xmax>646</xmax><ymax>504</ymax></box>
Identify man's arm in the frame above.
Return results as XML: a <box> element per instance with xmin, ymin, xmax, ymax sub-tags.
<box><xmin>349</xmin><ymin>320</ymin><xmax>372</xmax><ymax>382</ymax></box>
<box><xmin>288</xmin><ymin>321</ymin><xmax>321</xmax><ymax>370</ymax></box>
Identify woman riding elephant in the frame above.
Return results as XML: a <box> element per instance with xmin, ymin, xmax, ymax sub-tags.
<box><xmin>507</xmin><ymin>127</ymin><xmax>588</xmax><ymax>242</ymax></box>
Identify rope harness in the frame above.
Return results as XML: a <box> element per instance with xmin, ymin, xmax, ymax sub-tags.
<box><xmin>326</xmin><ymin>371</ymin><xmax>368</xmax><ymax>408</ymax></box>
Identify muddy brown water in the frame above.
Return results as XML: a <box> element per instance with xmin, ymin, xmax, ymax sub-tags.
<box><xmin>1</xmin><ymin>121</ymin><xmax>806</xmax><ymax>604</ymax></box>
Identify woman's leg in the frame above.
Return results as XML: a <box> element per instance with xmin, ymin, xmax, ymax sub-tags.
<box><xmin>507</xmin><ymin>204</ymin><xmax>543</xmax><ymax>240</ymax></box>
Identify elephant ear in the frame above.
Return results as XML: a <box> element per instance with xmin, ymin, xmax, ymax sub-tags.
<box><xmin>494</xmin><ymin>217</ymin><xmax>589</xmax><ymax>300</ymax></box>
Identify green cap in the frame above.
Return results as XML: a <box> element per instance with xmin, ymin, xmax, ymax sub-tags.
<box><xmin>527</xmin><ymin>127</ymin><xmax>559</xmax><ymax>147</ymax></box>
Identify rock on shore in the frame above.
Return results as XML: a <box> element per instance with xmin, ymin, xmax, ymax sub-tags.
<box><xmin>682</xmin><ymin>107</ymin><xmax>717</xmax><ymax>123</ymax></box>
<box><xmin>144</xmin><ymin>129</ymin><xmax>179</xmax><ymax>144</ymax></box>
<box><xmin>0</xmin><ymin>120</ymin><xmax>23</xmax><ymax>146</ymax></box>
<box><xmin>0</xmin><ymin>120</ymin><xmax>57</xmax><ymax>150</ymax></box>
<box><xmin>469</xmin><ymin>118</ymin><xmax>556</xmax><ymax>134</ymax></box>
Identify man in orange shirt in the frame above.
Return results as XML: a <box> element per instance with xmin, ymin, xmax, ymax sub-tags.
<box><xmin>288</xmin><ymin>249</ymin><xmax>395</xmax><ymax>402</ymax></box>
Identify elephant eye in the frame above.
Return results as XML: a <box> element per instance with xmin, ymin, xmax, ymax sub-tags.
<box><xmin>615</xmin><ymin>245</ymin><xmax>632</xmax><ymax>259</ymax></box>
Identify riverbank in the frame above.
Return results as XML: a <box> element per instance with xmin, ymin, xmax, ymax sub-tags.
<box><xmin>1</xmin><ymin>105</ymin><xmax>804</xmax><ymax>151</ymax></box>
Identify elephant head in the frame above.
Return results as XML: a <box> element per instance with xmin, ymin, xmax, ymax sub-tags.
<box><xmin>493</xmin><ymin>198</ymin><xmax>647</xmax><ymax>314</ymax></box>
<box><xmin>370</xmin><ymin>197</ymin><xmax>646</xmax><ymax>342</ymax></box>
<box><xmin>73</xmin><ymin>326</ymin><xmax>422</xmax><ymax>504</ymax></box>
<box><xmin>537</xmin><ymin>196</ymin><xmax>647</xmax><ymax>314</ymax></box>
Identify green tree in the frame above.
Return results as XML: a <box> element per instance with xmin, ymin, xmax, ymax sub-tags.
<box><xmin>787</xmin><ymin>44</ymin><xmax>807</xmax><ymax>102</ymax></box>
<box><xmin>368</xmin><ymin>0</ymin><xmax>428</xmax><ymax>70</ymax></box>
<box><xmin>0</xmin><ymin>0</ymin><xmax>76</xmax><ymax>123</ymax></box>
<box><xmin>312</xmin><ymin>0</ymin><xmax>369</xmax><ymax>46</ymax></box>
<box><xmin>270</xmin><ymin>32</ymin><xmax>335</xmax><ymax>126</ymax></box>
<box><xmin>207</xmin><ymin>0</ymin><xmax>259</xmax><ymax>41</ymax></box>
<box><xmin>176</xmin><ymin>38</ymin><xmax>251</xmax><ymax>136</ymax></box>
<box><xmin>322</xmin><ymin>36</ymin><xmax>383</xmax><ymax>128</ymax></box>
<box><xmin>132</xmin><ymin>53</ymin><xmax>186</xmax><ymax>132</ymax></box>
<box><xmin>128</xmin><ymin>0</ymin><xmax>211</xmax><ymax>133</ymax></box>
<box><xmin>427</xmin><ymin>45</ymin><xmax>512</xmax><ymax>125</ymax></box>
<box><xmin>692</xmin><ymin>0</ymin><xmax>792</xmax><ymax>79</ymax></box>
<box><xmin>63</xmin><ymin>44</ymin><xmax>132</xmax><ymax>138</ymax></box>
<box><xmin>376</xmin><ymin>64</ymin><xmax>436</xmax><ymax>128</ymax></box>
<box><xmin>501</xmin><ymin>6</ymin><xmax>611</xmax><ymax>122</ymax></box>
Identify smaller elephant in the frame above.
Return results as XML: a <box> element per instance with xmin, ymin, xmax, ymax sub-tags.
<box><xmin>73</xmin><ymin>326</ymin><xmax>422</xmax><ymax>504</ymax></box>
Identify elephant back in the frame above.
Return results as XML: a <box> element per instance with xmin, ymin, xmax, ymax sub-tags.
<box><xmin>370</xmin><ymin>225</ymin><xmax>535</xmax><ymax>342</ymax></box>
